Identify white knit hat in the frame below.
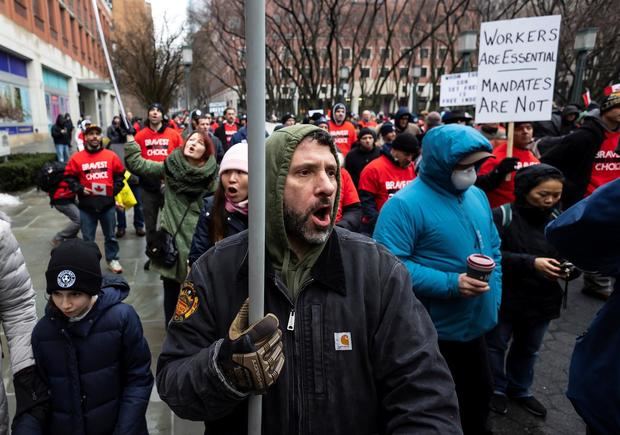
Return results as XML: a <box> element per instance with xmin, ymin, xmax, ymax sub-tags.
<box><xmin>219</xmin><ymin>141</ymin><xmax>248</xmax><ymax>176</ymax></box>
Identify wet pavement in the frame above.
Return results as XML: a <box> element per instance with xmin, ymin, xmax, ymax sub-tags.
<box><xmin>1</xmin><ymin>186</ymin><xmax>603</xmax><ymax>434</ymax></box>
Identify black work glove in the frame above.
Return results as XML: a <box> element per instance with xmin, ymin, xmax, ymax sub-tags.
<box><xmin>493</xmin><ymin>157</ymin><xmax>519</xmax><ymax>176</ymax></box>
<box><xmin>12</xmin><ymin>366</ymin><xmax>50</xmax><ymax>425</ymax></box>
<box><xmin>217</xmin><ymin>299</ymin><xmax>285</xmax><ymax>394</ymax></box>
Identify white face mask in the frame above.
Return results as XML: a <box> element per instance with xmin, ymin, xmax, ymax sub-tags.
<box><xmin>451</xmin><ymin>166</ymin><xmax>477</xmax><ymax>191</ymax></box>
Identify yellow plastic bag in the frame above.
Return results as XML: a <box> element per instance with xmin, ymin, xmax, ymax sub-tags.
<box><xmin>115</xmin><ymin>171</ymin><xmax>137</xmax><ymax>210</ymax></box>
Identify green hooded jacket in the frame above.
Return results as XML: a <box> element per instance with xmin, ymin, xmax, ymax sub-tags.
<box><xmin>124</xmin><ymin>141</ymin><xmax>217</xmax><ymax>282</ymax></box>
<box><xmin>265</xmin><ymin>124</ymin><xmax>341</xmax><ymax>300</ymax></box>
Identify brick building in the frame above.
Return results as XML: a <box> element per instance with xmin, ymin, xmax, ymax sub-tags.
<box><xmin>0</xmin><ymin>0</ymin><xmax>117</xmax><ymax>150</ymax></box>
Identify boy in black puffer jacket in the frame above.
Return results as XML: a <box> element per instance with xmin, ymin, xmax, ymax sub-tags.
<box><xmin>14</xmin><ymin>239</ymin><xmax>153</xmax><ymax>434</ymax></box>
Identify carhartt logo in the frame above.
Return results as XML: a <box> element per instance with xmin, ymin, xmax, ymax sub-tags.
<box><xmin>334</xmin><ymin>332</ymin><xmax>352</xmax><ymax>351</ymax></box>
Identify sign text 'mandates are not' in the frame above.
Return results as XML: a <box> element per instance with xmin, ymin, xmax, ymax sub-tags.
<box><xmin>475</xmin><ymin>15</ymin><xmax>561</xmax><ymax>123</ymax></box>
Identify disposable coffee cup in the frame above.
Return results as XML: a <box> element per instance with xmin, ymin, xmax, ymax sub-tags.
<box><xmin>467</xmin><ymin>254</ymin><xmax>496</xmax><ymax>282</ymax></box>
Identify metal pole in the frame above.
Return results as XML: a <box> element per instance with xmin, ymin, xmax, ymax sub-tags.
<box><xmin>185</xmin><ymin>66</ymin><xmax>191</xmax><ymax>110</ymax></box>
<box><xmin>461</xmin><ymin>52</ymin><xmax>471</xmax><ymax>73</ymax></box>
<box><xmin>91</xmin><ymin>0</ymin><xmax>129</xmax><ymax>129</ymax></box>
<box><xmin>412</xmin><ymin>78</ymin><xmax>419</xmax><ymax>113</ymax></box>
<box><xmin>245</xmin><ymin>1</ymin><xmax>266</xmax><ymax>434</ymax></box>
<box><xmin>571</xmin><ymin>51</ymin><xmax>587</xmax><ymax>104</ymax></box>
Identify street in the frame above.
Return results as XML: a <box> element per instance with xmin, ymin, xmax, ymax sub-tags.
<box><xmin>2</xmin><ymin>186</ymin><xmax>601</xmax><ymax>435</ymax></box>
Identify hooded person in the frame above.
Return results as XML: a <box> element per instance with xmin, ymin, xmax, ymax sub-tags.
<box><xmin>486</xmin><ymin>164</ymin><xmax>578</xmax><ymax>418</ymax></box>
<box><xmin>327</xmin><ymin>102</ymin><xmax>357</xmax><ymax>156</ymax></box>
<box><xmin>374</xmin><ymin>124</ymin><xmax>502</xmax><ymax>435</ymax></box>
<box><xmin>51</xmin><ymin>114</ymin><xmax>71</xmax><ymax>162</ymax></box>
<box><xmin>156</xmin><ymin>124</ymin><xmax>461</xmax><ymax>435</ymax></box>
<box><xmin>393</xmin><ymin>107</ymin><xmax>421</xmax><ymax>136</ymax></box>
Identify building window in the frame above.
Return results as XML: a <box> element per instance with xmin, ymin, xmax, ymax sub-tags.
<box><xmin>48</xmin><ymin>0</ymin><xmax>57</xmax><ymax>37</ymax></box>
<box><xmin>399</xmin><ymin>67</ymin><xmax>409</xmax><ymax>79</ymax></box>
<box><xmin>321</xmin><ymin>68</ymin><xmax>330</xmax><ymax>79</ymax></box>
<box><xmin>380</xmin><ymin>67</ymin><xmax>389</xmax><ymax>78</ymax></box>
<box><xmin>341</xmin><ymin>48</ymin><xmax>351</xmax><ymax>60</ymax></box>
<box><xmin>418</xmin><ymin>85</ymin><xmax>425</xmax><ymax>94</ymax></box>
<box><xmin>438</xmin><ymin>48</ymin><xmax>447</xmax><ymax>60</ymax></box>
<box><xmin>401</xmin><ymin>47</ymin><xmax>412</xmax><ymax>61</ymax></box>
<box><xmin>60</xmin><ymin>8</ymin><xmax>68</xmax><ymax>47</ymax></box>
<box><xmin>360</xmin><ymin>67</ymin><xmax>370</xmax><ymax>79</ymax></box>
<box><xmin>421</xmin><ymin>67</ymin><xmax>428</xmax><ymax>77</ymax></box>
<box><xmin>436</xmin><ymin>67</ymin><xmax>445</xmax><ymax>76</ymax></box>
<box><xmin>13</xmin><ymin>0</ymin><xmax>27</xmax><ymax>17</ymax></box>
<box><xmin>380</xmin><ymin>48</ymin><xmax>391</xmax><ymax>59</ymax></box>
<box><xmin>281</xmin><ymin>68</ymin><xmax>291</xmax><ymax>79</ymax></box>
<box><xmin>361</xmin><ymin>48</ymin><xmax>371</xmax><ymax>59</ymax></box>
<box><xmin>70</xmin><ymin>17</ymin><xmax>78</xmax><ymax>53</ymax></box>
<box><xmin>420</xmin><ymin>48</ymin><xmax>429</xmax><ymax>59</ymax></box>
<box><xmin>320</xmin><ymin>86</ymin><xmax>327</xmax><ymax>94</ymax></box>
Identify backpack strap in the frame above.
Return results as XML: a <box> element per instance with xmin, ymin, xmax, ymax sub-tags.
<box><xmin>499</xmin><ymin>203</ymin><xmax>512</xmax><ymax>229</ymax></box>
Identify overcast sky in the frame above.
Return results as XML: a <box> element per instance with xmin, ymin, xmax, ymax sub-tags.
<box><xmin>147</xmin><ymin>0</ymin><xmax>189</xmax><ymax>38</ymax></box>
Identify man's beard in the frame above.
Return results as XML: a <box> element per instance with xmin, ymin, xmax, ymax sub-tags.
<box><xmin>283</xmin><ymin>199</ymin><xmax>333</xmax><ymax>246</ymax></box>
<box><xmin>85</xmin><ymin>142</ymin><xmax>101</xmax><ymax>153</ymax></box>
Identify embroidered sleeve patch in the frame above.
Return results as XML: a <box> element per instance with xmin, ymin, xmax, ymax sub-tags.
<box><xmin>172</xmin><ymin>281</ymin><xmax>200</xmax><ymax>322</ymax></box>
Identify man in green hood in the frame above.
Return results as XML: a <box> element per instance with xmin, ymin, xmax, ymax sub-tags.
<box><xmin>157</xmin><ymin>124</ymin><xmax>462</xmax><ymax>435</ymax></box>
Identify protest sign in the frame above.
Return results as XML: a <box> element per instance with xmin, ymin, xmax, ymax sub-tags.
<box><xmin>440</xmin><ymin>72</ymin><xmax>478</xmax><ymax>107</ymax></box>
<box><xmin>208</xmin><ymin>101</ymin><xmax>227</xmax><ymax>116</ymax></box>
<box><xmin>475</xmin><ymin>15</ymin><xmax>561</xmax><ymax>123</ymax></box>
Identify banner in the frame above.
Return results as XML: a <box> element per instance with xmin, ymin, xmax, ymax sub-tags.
<box><xmin>475</xmin><ymin>15</ymin><xmax>561</xmax><ymax>123</ymax></box>
<box><xmin>440</xmin><ymin>72</ymin><xmax>478</xmax><ymax>107</ymax></box>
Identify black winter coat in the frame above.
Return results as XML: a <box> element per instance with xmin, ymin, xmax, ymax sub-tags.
<box><xmin>344</xmin><ymin>144</ymin><xmax>381</xmax><ymax>187</ymax></box>
<box><xmin>188</xmin><ymin>195</ymin><xmax>248</xmax><ymax>265</ymax></box>
<box><xmin>50</xmin><ymin>124</ymin><xmax>70</xmax><ymax>146</ymax></box>
<box><xmin>541</xmin><ymin>116</ymin><xmax>605</xmax><ymax>207</ymax></box>
<box><xmin>28</xmin><ymin>276</ymin><xmax>153</xmax><ymax>435</ymax></box>
<box><xmin>492</xmin><ymin>204</ymin><xmax>567</xmax><ymax>323</ymax></box>
<box><xmin>157</xmin><ymin>228</ymin><xmax>461</xmax><ymax>435</ymax></box>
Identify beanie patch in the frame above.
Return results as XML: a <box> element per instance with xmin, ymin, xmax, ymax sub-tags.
<box><xmin>57</xmin><ymin>270</ymin><xmax>77</xmax><ymax>289</ymax></box>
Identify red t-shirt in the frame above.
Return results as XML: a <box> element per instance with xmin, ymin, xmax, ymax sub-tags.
<box><xmin>358</xmin><ymin>155</ymin><xmax>416</xmax><ymax>211</ymax></box>
<box><xmin>134</xmin><ymin>127</ymin><xmax>183</xmax><ymax>162</ymax></box>
<box><xmin>65</xmin><ymin>149</ymin><xmax>124</xmax><ymax>197</ymax></box>
<box><xmin>224</xmin><ymin>122</ymin><xmax>238</xmax><ymax>146</ymax></box>
<box><xmin>586</xmin><ymin>130</ymin><xmax>620</xmax><ymax>196</ymax></box>
<box><xmin>478</xmin><ymin>143</ymin><xmax>540</xmax><ymax>208</ymax></box>
<box><xmin>336</xmin><ymin>168</ymin><xmax>360</xmax><ymax>222</ymax></box>
<box><xmin>328</xmin><ymin>120</ymin><xmax>357</xmax><ymax>156</ymax></box>
<box><xmin>358</xmin><ymin>120</ymin><xmax>378</xmax><ymax>129</ymax></box>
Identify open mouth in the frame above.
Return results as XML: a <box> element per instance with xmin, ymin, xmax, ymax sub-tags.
<box><xmin>227</xmin><ymin>186</ymin><xmax>238</xmax><ymax>195</ymax></box>
<box><xmin>311</xmin><ymin>205</ymin><xmax>331</xmax><ymax>227</ymax></box>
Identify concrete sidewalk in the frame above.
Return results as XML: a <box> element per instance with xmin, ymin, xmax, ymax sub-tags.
<box><xmin>1</xmin><ymin>187</ymin><xmax>601</xmax><ymax>434</ymax></box>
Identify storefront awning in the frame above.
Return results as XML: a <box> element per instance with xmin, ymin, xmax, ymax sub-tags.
<box><xmin>77</xmin><ymin>79</ymin><xmax>113</xmax><ymax>92</ymax></box>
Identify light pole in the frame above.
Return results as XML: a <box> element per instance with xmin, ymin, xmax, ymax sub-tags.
<box><xmin>338</xmin><ymin>66</ymin><xmax>350</xmax><ymax>104</ymax></box>
<box><xmin>571</xmin><ymin>27</ymin><xmax>598</xmax><ymax>104</ymax></box>
<box><xmin>182</xmin><ymin>45</ymin><xmax>193</xmax><ymax>110</ymax></box>
<box><xmin>408</xmin><ymin>65</ymin><xmax>422</xmax><ymax>113</ymax></box>
<box><xmin>290</xmin><ymin>82</ymin><xmax>298</xmax><ymax>115</ymax></box>
<box><xmin>457</xmin><ymin>30</ymin><xmax>477</xmax><ymax>73</ymax></box>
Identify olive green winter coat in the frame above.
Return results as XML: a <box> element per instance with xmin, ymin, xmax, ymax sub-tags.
<box><xmin>124</xmin><ymin>141</ymin><xmax>217</xmax><ymax>283</ymax></box>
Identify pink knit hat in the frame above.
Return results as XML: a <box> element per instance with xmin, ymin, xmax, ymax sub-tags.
<box><xmin>219</xmin><ymin>141</ymin><xmax>248</xmax><ymax>176</ymax></box>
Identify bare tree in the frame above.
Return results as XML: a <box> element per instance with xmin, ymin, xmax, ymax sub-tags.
<box><xmin>112</xmin><ymin>15</ymin><xmax>184</xmax><ymax>112</ymax></box>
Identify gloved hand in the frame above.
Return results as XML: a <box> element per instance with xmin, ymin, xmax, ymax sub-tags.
<box><xmin>217</xmin><ymin>299</ymin><xmax>285</xmax><ymax>394</ymax></box>
<box><xmin>13</xmin><ymin>366</ymin><xmax>50</xmax><ymax>425</ymax></box>
<box><xmin>493</xmin><ymin>157</ymin><xmax>519</xmax><ymax>176</ymax></box>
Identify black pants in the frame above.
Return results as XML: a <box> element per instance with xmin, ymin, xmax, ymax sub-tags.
<box><xmin>438</xmin><ymin>336</ymin><xmax>493</xmax><ymax>435</ymax></box>
<box><xmin>141</xmin><ymin>188</ymin><xmax>165</xmax><ymax>244</ymax></box>
<box><xmin>162</xmin><ymin>277</ymin><xmax>181</xmax><ymax>326</ymax></box>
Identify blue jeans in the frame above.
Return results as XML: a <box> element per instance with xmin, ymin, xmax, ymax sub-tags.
<box><xmin>55</xmin><ymin>144</ymin><xmax>70</xmax><ymax>162</ymax></box>
<box><xmin>487</xmin><ymin>317</ymin><xmax>550</xmax><ymax>398</ymax></box>
<box><xmin>80</xmin><ymin>206</ymin><xmax>119</xmax><ymax>262</ymax></box>
<box><xmin>116</xmin><ymin>184</ymin><xmax>144</xmax><ymax>230</ymax></box>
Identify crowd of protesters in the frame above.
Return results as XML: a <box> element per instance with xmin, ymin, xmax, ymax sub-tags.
<box><xmin>10</xmin><ymin>83</ymin><xmax>618</xmax><ymax>433</ymax></box>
